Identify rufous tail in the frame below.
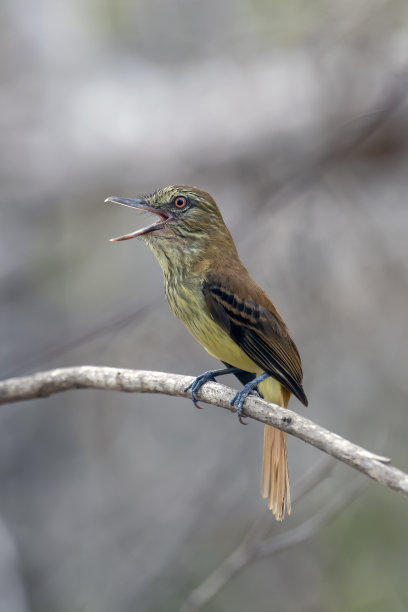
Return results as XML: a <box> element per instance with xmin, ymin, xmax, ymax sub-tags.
<box><xmin>261</xmin><ymin>386</ymin><xmax>291</xmax><ymax>521</ymax></box>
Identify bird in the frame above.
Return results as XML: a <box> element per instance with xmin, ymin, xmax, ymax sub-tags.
<box><xmin>106</xmin><ymin>185</ymin><xmax>307</xmax><ymax>520</ymax></box>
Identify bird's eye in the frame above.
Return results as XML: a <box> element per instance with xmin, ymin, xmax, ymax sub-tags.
<box><xmin>174</xmin><ymin>196</ymin><xmax>188</xmax><ymax>208</ymax></box>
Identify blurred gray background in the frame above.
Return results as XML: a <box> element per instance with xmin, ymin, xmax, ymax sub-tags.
<box><xmin>1</xmin><ymin>1</ymin><xmax>408</xmax><ymax>611</ymax></box>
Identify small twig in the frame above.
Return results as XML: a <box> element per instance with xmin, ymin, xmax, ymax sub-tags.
<box><xmin>2</xmin><ymin>301</ymin><xmax>155</xmax><ymax>379</ymax></box>
<box><xmin>180</xmin><ymin>464</ymin><xmax>361</xmax><ymax>612</ymax></box>
<box><xmin>239</xmin><ymin>459</ymin><xmax>336</xmax><ymax>549</ymax></box>
<box><xmin>0</xmin><ymin>366</ymin><xmax>406</xmax><ymax>499</ymax></box>
<box><xmin>251</xmin><ymin>74</ymin><xmax>408</xmax><ymax>211</ymax></box>
<box><xmin>257</xmin><ymin>481</ymin><xmax>361</xmax><ymax>556</ymax></box>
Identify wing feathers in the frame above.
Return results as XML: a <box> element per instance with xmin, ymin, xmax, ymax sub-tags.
<box><xmin>204</xmin><ymin>274</ymin><xmax>308</xmax><ymax>406</ymax></box>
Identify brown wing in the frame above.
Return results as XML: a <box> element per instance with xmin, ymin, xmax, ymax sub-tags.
<box><xmin>203</xmin><ymin>273</ymin><xmax>308</xmax><ymax>406</ymax></box>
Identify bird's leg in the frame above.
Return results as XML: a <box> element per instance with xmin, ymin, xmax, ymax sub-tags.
<box><xmin>231</xmin><ymin>373</ymin><xmax>269</xmax><ymax>424</ymax></box>
<box><xmin>185</xmin><ymin>367</ymin><xmax>244</xmax><ymax>408</ymax></box>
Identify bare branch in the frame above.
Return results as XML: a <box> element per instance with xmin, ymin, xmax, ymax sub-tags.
<box><xmin>236</xmin><ymin>459</ymin><xmax>336</xmax><ymax>553</ymax></box>
<box><xmin>257</xmin><ymin>480</ymin><xmax>362</xmax><ymax>557</ymax></box>
<box><xmin>0</xmin><ymin>366</ymin><xmax>407</xmax><ymax>499</ymax></box>
<box><xmin>179</xmin><ymin>460</ymin><xmax>337</xmax><ymax>612</ymax></box>
<box><xmin>180</xmin><ymin>474</ymin><xmax>362</xmax><ymax>612</ymax></box>
<box><xmin>2</xmin><ymin>301</ymin><xmax>156</xmax><ymax>379</ymax></box>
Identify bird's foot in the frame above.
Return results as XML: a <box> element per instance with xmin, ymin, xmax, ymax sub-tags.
<box><xmin>184</xmin><ymin>371</ymin><xmax>216</xmax><ymax>408</ymax></box>
<box><xmin>230</xmin><ymin>373</ymin><xmax>269</xmax><ymax>425</ymax></box>
<box><xmin>184</xmin><ymin>367</ymin><xmax>240</xmax><ymax>409</ymax></box>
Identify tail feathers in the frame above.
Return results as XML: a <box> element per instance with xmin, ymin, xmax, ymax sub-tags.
<box><xmin>261</xmin><ymin>387</ymin><xmax>291</xmax><ymax>521</ymax></box>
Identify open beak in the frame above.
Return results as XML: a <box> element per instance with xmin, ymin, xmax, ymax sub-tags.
<box><xmin>105</xmin><ymin>196</ymin><xmax>173</xmax><ymax>241</ymax></box>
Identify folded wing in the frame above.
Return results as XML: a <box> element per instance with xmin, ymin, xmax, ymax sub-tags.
<box><xmin>203</xmin><ymin>273</ymin><xmax>308</xmax><ymax>406</ymax></box>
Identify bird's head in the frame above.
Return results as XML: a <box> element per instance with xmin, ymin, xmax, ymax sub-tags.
<box><xmin>106</xmin><ymin>185</ymin><xmax>237</xmax><ymax>269</ymax></box>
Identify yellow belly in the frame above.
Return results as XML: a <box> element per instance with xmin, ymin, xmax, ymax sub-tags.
<box><xmin>167</xmin><ymin>278</ymin><xmax>283</xmax><ymax>405</ymax></box>
<box><xmin>194</xmin><ymin>313</ymin><xmax>283</xmax><ymax>404</ymax></box>
<box><xmin>172</xmin><ymin>286</ymin><xmax>255</xmax><ymax>369</ymax></box>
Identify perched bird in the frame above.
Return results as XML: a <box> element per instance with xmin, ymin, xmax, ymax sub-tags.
<box><xmin>106</xmin><ymin>186</ymin><xmax>307</xmax><ymax>520</ymax></box>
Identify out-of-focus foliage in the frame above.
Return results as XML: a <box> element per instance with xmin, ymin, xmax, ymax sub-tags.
<box><xmin>1</xmin><ymin>1</ymin><xmax>408</xmax><ymax>611</ymax></box>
